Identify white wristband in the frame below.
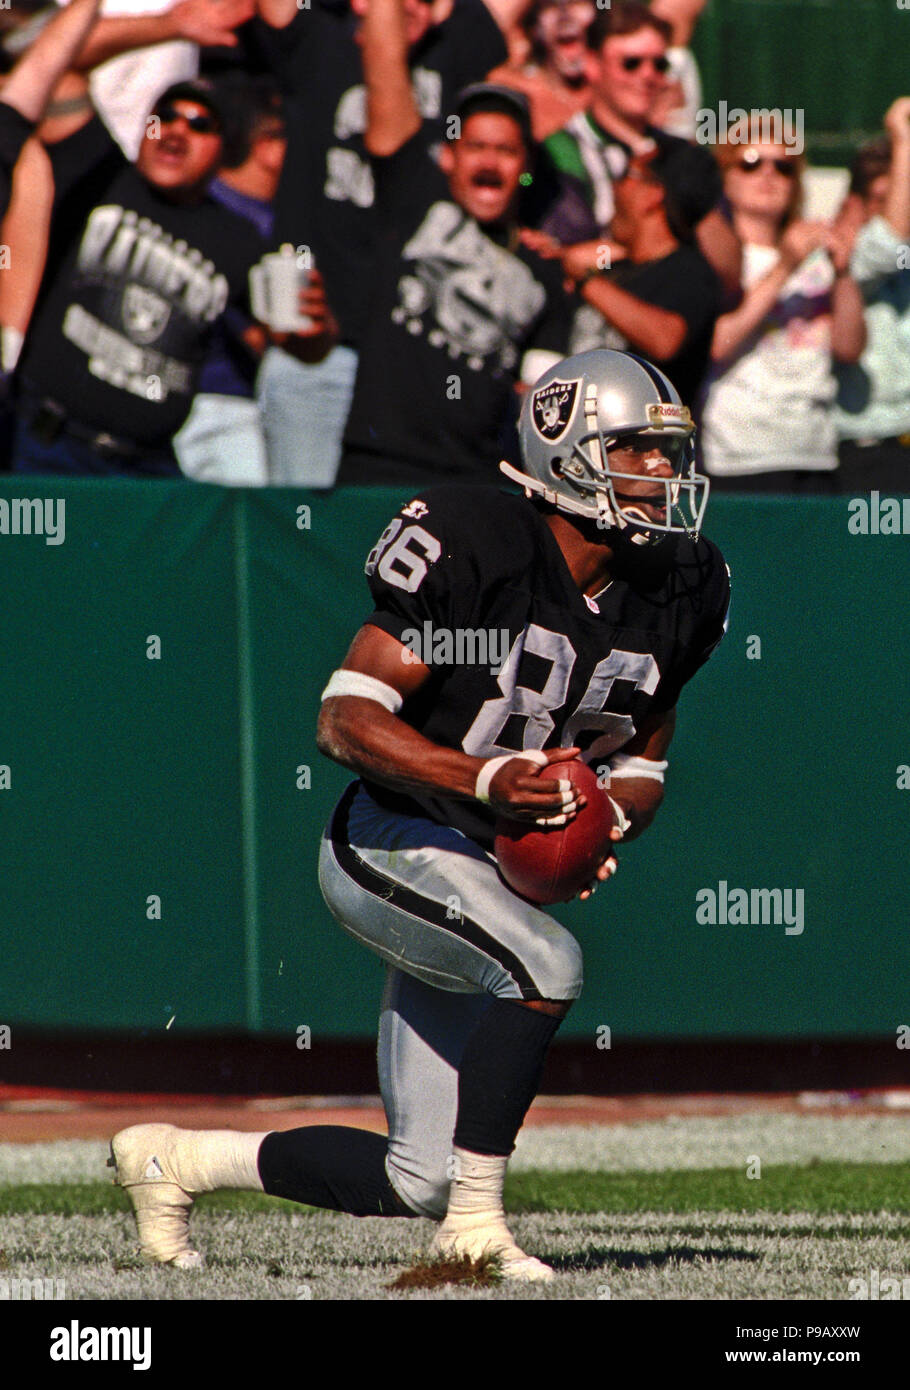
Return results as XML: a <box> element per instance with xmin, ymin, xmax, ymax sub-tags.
<box><xmin>475</xmin><ymin>750</ymin><xmax>548</xmax><ymax>803</ymax></box>
<box><xmin>321</xmin><ymin>669</ymin><xmax>403</xmax><ymax>714</ymax></box>
<box><xmin>608</xmin><ymin>754</ymin><xmax>667</xmax><ymax>783</ymax></box>
<box><xmin>607</xmin><ymin>796</ymin><xmax>632</xmax><ymax>835</ymax></box>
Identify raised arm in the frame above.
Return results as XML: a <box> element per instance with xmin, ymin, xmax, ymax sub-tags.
<box><xmin>361</xmin><ymin>0</ymin><xmax>420</xmax><ymax>157</ymax></box>
<box><xmin>1</xmin><ymin>0</ymin><xmax>101</xmax><ymax>124</ymax></box>
<box><xmin>0</xmin><ymin>136</ymin><xmax>53</xmax><ymax>367</ymax></box>
<box><xmin>883</xmin><ymin>97</ymin><xmax>910</xmax><ymax>241</ymax></box>
<box><xmin>255</xmin><ymin>0</ymin><xmax>298</xmax><ymax>28</ymax></box>
<box><xmin>72</xmin><ymin>0</ymin><xmax>255</xmax><ymax>70</ymax></box>
<box><xmin>479</xmin><ymin>0</ymin><xmax>533</xmax><ymax>37</ymax></box>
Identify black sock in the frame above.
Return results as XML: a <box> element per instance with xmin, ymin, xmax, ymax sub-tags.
<box><xmin>453</xmin><ymin>998</ymin><xmax>564</xmax><ymax>1157</ymax></box>
<box><xmin>257</xmin><ymin>1126</ymin><xmax>417</xmax><ymax>1217</ymax></box>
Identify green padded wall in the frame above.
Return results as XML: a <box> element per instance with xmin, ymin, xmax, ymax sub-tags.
<box><xmin>694</xmin><ymin>0</ymin><xmax>909</xmax><ymax>165</ymax></box>
<box><xmin>1</xmin><ymin>480</ymin><xmax>907</xmax><ymax>1040</ymax></box>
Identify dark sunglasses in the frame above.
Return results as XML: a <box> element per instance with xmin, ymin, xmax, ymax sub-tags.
<box><xmin>735</xmin><ymin>152</ymin><xmax>797</xmax><ymax>177</ymax></box>
<box><xmin>155</xmin><ymin>103</ymin><xmax>220</xmax><ymax>135</ymax></box>
<box><xmin>620</xmin><ymin>54</ymin><xmax>670</xmax><ymax>74</ymax></box>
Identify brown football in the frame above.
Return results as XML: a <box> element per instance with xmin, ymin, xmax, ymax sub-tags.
<box><xmin>494</xmin><ymin>760</ymin><xmax>618</xmax><ymax>904</ymax></box>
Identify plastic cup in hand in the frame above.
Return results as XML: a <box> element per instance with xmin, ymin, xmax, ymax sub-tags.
<box><xmin>249</xmin><ymin>244</ymin><xmax>313</xmax><ymax>333</ymax></box>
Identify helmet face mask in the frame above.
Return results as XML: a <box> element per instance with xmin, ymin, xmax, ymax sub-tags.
<box><xmin>504</xmin><ymin>349</ymin><xmax>710</xmax><ymax>545</ymax></box>
<box><xmin>558</xmin><ymin>426</ymin><xmax>706</xmax><ymax>541</ymax></box>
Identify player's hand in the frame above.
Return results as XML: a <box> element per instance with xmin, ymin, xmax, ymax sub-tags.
<box><xmin>577</xmin><ymin>822</ymin><xmax>624</xmax><ymax>900</ymax></box>
<box><xmin>487</xmin><ymin>746</ymin><xmax>587</xmax><ymax>824</ymax></box>
<box><xmin>171</xmin><ymin>0</ymin><xmax>255</xmax><ymax>46</ymax></box>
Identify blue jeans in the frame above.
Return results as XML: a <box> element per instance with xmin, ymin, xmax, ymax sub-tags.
<box><xmin>11</xmin><ymin>416</ymin><xmax>181</xmax><ymax>479</ymax></box>
<box><xmin>255</xmin><ymin>344</ymin><xmax>358</xmax><ymax>488</ymax></box>
<box><xmin>172</xmin><ymin>394</ymin><xmax>268</xmax><ymax>486</ymax></box>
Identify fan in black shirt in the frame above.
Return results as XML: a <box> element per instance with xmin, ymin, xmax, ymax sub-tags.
<box><xmin>523</xmin><ymin>150</ymin><xmax>722</xmax><ymax>408</ymax></box>
<box><xmin>244</xmin><ymin>0</ymin><xmax>512</xmax><ymax>487</ymax></box>
<box><xmin>11</xmin><ymin>78</ymin><xmax>336</xmax><ymax>478</ymax></box>
<box><xmin>249</xmin><ymin>0</ymin><xmax>510</xmax><ymax>351</ymax></box>
<box><xmin>536</xmin><ymin>2</ymin><xmax>741</xmax><ymax>299</ymax></box>
<box><xmin>338</xmin><ymin>0</ymin><xmax>572</xmax><ymax>487</ymax></box>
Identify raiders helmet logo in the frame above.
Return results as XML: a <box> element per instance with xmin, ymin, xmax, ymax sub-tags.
<box><xmin>121</xmin><ymin>284</ymin><xmax>171</xmax><ymax>346</ymax></box>
<box><xmin>531</xmin><ymin>378</ymin><xmax>580</xmax><ymax>442</ymax></box>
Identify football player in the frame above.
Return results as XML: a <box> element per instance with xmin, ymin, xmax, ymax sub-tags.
<box><xmin>110</xmin><ymin>348</ymin><xmax>729</xmax><ymax>1282</ymax></box>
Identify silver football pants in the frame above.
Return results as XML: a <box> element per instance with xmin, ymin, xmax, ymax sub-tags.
<box><xmin>318</xmin><ymin>781</ymin><xmax>583</xmax><ymax>1217</ymax></box>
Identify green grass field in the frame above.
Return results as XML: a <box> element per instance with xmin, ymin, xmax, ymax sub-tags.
<box><xmin>1</xmin><ymin>1116</ymin><xmax>908</xmax><ymax>1300</ymax></box>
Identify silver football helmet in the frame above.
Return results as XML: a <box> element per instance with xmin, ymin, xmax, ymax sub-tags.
<box><xmin>503</xmin><ymin>349</ymin><xmax>710</xmax><ymax>543</ymax></box>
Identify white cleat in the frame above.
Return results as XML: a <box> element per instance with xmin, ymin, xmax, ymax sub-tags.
<box><xmin>429</xmin><ymin>1213</ymin><xmax>555</xmax><ymax>1282</ymax></box>
<box><xmin>108</xmin><ymin>1124</ymin><xmax>203</xmax><ymax>1269</ymax></box>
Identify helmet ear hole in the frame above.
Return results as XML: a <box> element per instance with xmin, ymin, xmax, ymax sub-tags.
<box><xmin>550</xmin><ymin>457</ymin><xmax>563</xmax><ymax>479</ymax></box>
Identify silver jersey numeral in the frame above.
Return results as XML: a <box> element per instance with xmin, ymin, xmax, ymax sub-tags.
<box><xmin>463</xmin><ymin>624</ymin><xmax>658</xmax><ymax>760</ymax></box>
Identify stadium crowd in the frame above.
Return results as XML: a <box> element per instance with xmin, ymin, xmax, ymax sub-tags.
<box><xmin>0</xmin><ymin>0</ymin><xmax>906</xmax><ymax>492</ymax></box>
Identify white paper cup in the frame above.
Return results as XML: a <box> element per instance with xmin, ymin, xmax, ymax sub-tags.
<box><xmin>249</xmin><ymin>245</ymin><xmax>313</xmax><ymax>332</ymax></box>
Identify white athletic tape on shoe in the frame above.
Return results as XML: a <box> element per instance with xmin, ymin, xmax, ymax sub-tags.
<box><xmin>608</xmin><ymin>754</ymin><xmax>668</xmax><ymax>783</ymax></box>
<box><xmin>475</xmin><ymin>749</ymin><xmax>548</xmax><ymax>803</ymax></box>
<box><xmin>321</xmin><ymin>669</ymin><xmax>403</xmax><ymax>714</ymax></box>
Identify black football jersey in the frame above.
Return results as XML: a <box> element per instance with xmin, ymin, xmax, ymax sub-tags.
<box><xmin>361</xmin><ymin>486</ymin><xmax>729</xmax><ymax>847</ymax></box>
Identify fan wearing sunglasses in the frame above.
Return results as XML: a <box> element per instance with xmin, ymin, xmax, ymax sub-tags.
<box><xmin>538</xmin><ymin>0</ymin><xmax>740</xmax><ymax>298</ymax></box>
<box><xmin>10</xmin><ymin>77</ymin><xmax>335</xmax><ymax>479</ymax></box>
<box><xmin>698</xmin><ymin>122</ymin><xmax>866</xmax><ymax>490</ymax></box>
<box><xmin>136</xmin><ymin>97</ymin><xmax>226</xmax><ymax>195</ymax></box>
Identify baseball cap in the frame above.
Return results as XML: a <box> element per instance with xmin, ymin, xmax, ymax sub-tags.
<box><xmin>148</xmin><ymin>78</ymin><xmax>256</xmax><ymax>165</ymax></box>
<box><xmin>150</xmin><ymin>78</ymin><xmax>230</xmax><ymax>135</ymax></box>
<box><xmin>454</xmin><ymin>82</ymin><xmax>534</xmax><ymax>149</ymax></box>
